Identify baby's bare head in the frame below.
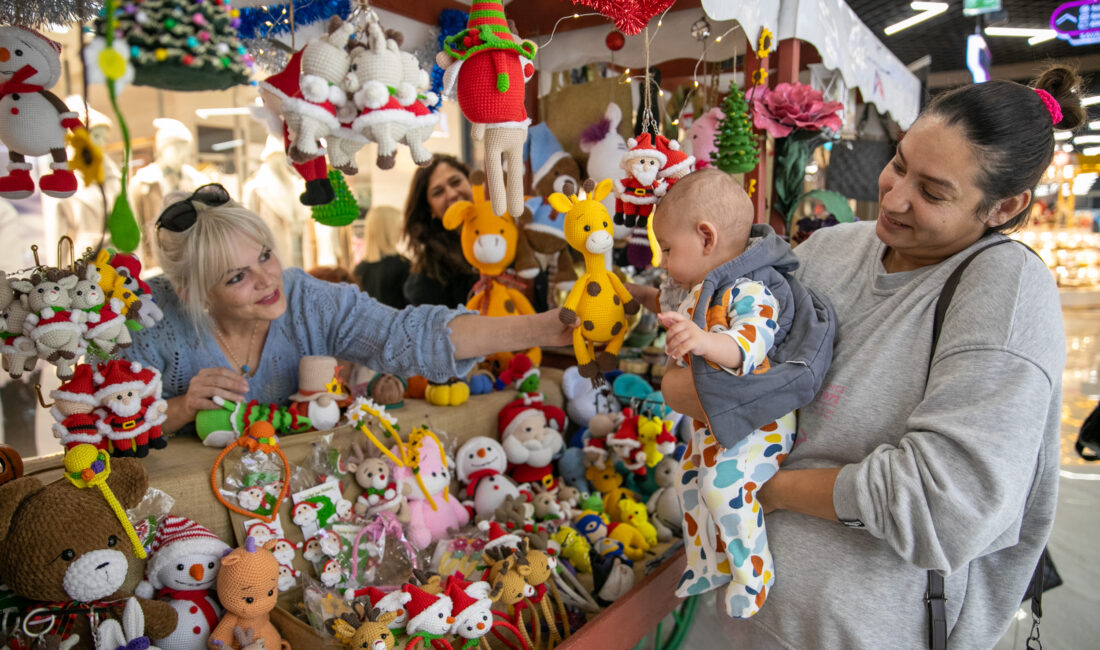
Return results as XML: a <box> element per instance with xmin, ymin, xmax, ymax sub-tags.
<box><xmin>659</xmin><ymin>168</ymin><xmax>753</xmax><ymax>254</ymax></box>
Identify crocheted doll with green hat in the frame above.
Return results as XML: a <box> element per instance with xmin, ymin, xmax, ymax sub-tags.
<box><xmin>438</xmin><ymin>0</ymin><xmax>536</xmax><ymax>218</ymax></box>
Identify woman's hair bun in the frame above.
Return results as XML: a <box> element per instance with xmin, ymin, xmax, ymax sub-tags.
<box><xmin>1034</xmin><ymin>65</ymin><xmax>1086</xmax><ymax>131</ymax></box>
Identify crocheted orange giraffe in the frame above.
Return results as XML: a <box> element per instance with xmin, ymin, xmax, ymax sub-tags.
<box><xmin>444</xmin><ymin>170</ymin><xmax>540</xmax><ymax>366</ymax></box>
<box><xmin>549</xmin><ymin>179</ymin><xmax>639</xmax><ymax>380</ymax></box>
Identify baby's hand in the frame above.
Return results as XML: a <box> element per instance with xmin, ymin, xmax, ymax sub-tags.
<box><xmin>658</xmin><ymin>311</ymin><xmax>711</xmax><ymax>360</ymax></box>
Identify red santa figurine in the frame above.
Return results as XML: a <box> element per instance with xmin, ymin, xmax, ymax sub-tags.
<box><xmin>613</xmin><ymin>133</ymin><xmax>669</xmax><ymax>228</ymax></box>
<box><xmin>93</xmin><ymin>359</ymin><xmax>167</xmax><ymax>458</ymax></box>
<box><xmin>49</xmin><ymin>363</ymin><xmax>105</xmax><ymax>450</ymax></box>
<box><xmin>498</xmin><ymin>395</ymin><xmax>566</xmax><ymax>486</ymax></box>
<box><xmin>655</xmin><ymin>134</ymin><xmax>695</xmax><ymax>187</ymax></box>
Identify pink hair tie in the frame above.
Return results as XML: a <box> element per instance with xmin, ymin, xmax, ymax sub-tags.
<box><xmin>1034</xmin><ymin>88</ymin><xmax>1062</xmax><ymax>125</ymax></box>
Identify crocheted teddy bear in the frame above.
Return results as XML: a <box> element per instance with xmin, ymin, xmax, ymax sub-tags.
<box><xmin>0</xmin><ymin>452</ymin><xmax>178</xmax><ymax>649</ymax></box>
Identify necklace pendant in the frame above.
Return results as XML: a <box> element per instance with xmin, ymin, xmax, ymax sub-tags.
<box><xmin>241</xmin><ymin>365</ymin><xmax>250</xmax><ymax>376</ymax></box>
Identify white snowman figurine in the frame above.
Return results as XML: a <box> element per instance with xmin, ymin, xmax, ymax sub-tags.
<box><xmin>402</xmin><ymin>583</ymin><xmax>455</xmax><ymax>642</ymax></box>
<box><xmin>0</xmin><ymin>26</ymin><xmax>80</xmax><ymax>199</ymax></box>
<box><xmin>448</xmin><ymin>582</ymin><xmax>494</xmax><ymax>645</ymax></box>
<box><xmin>455</xmin><ymin>436</ymin><xmax>520</xmax><ymax>519</ymax></box>
<box><xmin>135</xmin><ymin>516</ymin><xmax>230</xmax><ymax>650</ymax></box>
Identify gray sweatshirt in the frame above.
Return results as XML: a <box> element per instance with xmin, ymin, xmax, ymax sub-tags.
<box><xmin>721</xmin><ymin>221</ymin><xmax>1064</xmax><ymax>649</ymax></box>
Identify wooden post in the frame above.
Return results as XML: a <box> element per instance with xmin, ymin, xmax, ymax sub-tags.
<box><xmin>768</xmin><ymin>38</ymin><xmax>802</xmax><ymax>235</ymax></box>
<box><xmin>743</xmin><ymin>40</ymin><xmax>768</xmax><ymax>225</ymax></box>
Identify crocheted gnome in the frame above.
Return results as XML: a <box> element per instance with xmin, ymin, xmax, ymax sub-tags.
<box><xmin>613</xmin><ymin>133</ymin><xmax>668</xmax><ymax>228</ymax></box>
<box><xmin>439</xmin><ymin>0</ymin><xmax>536</xmax><ymax>217</ymax></box>
<box><xmin>402</xmin><ymin>583</ymin><xmax>455</xmax><ymax>643</ymax></box>
<box><xmin>288</xmin><ymin>355</ymin><xmax>347</xmax><ymax>432</ymax></box>
<box><xmin>135</xmin><ymin>516</ymin><xmax>230</xmax><ymax>650</ymax></box>
<box><xmin>448</xmin><ymin>581</ymin><xmax>494</xmax><ymax>648</ymax></box>
<box><xmin>93</xmin><ymin>359</ymin><xmax>168</xmax><ymax>458</ymax></box>
<box><xmin>49</xmin><ymin>363</ymin><xmax>105</xmax><ymax>451</ymax></box>
<box><xmin>0</xmin><ymin>26</ymin><xmax>81</xmax><ymax>199</ymax></box>
<box><xmin>498</xmin><ymin>396</ymin><xmax>565</xmax><ymax>486</ymax></box>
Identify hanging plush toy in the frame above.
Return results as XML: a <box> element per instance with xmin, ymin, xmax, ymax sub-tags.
<box><xmin>655</xmin><ymin>133</ymin><xmax>695</xmax><ymax>186</ymax></box>
<box><xmin>50</xmin><ymin>363</ymin><xmax>104</xmax><ymax>451</ymax></box>
<box><xmin>443</xmin><ymin>170</ymin><xmax>540</xmax><ymax>366</ymax></box>
<box><xmin>0</xmin><ymin>26</ymin><xmax>81</xmax><ymax>199</ymax></box>
<box><xmin>0</xmin><ymin>271</ymin><xmax>38</xmax><ymax>379</ymax></box>
<box><xmin>687</xmin><ymin>106</ymin><xmax>724</xmax><ymax>171</ymax></box>
<box><xmin>439</xmin><ymin>0</ymin><xmax>536</xmax><ymax>218</ymax></box>
<box><xmin>613</xmin><ymin>133</ymin><xmax>668</xmax><ymax>228</ymax></box>
<box><xmin>11</xmin><ymin>271</ymin><xmax>87</xmax><ymax>380</ymax></box>
<box><xmin>521</xmin><ymin>123</ymin><xmax>581</xmax><ymax>305</ymax></box>
<box><xmin>93</xmin><ymin>359</ymin><xmax>168</xmax><ymax>457</ymax></box>
<box><xmin>549</xmin><ymin>179</ymin><xmax>640</xmax><ymax>381</ymax></box>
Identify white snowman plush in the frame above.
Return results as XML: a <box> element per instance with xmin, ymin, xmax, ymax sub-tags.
<box><xmin>456</xmin><ymin>436</ymin><xmax>520</xmax><ymax>520</ymax></box>
<box><xmin>402</xmin><ymin>583</ymin><xmax>454</xmax><ymax>641</ymax></box>
<box><xmin>0</xmin><ymin>26</ymin><xmax>81</xmax><ymax>199</ymax></box>
<box><xmin>135</xmin><ymin>516</ymin><xmax>230</xmax><ymax>650</ymax></box>
<box><xmin>371</xmin><ymin>587</ymin><xmax>413</xmax><ymax>630</ymax></box>
<box><xmin>447</xmin><ymin>581</ymin><xmax>494</xmax><ymax>645</ymax></box>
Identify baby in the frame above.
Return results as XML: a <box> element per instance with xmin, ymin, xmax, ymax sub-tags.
<box><xmin>634</xmin><ymin>168</ymin><xmax>835</xmax><ymax>618</ymax></box>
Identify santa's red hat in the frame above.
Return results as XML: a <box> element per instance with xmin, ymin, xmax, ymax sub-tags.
<box><xmin>622</xmin><ymin>133</ymin><xmax>667</xmax><ymax>166</ymax></box>
<box><xmin>402</xmin><ymin>583</ymin><xmax>447</xmax><ymax>623</ymax></box>
<box><xmin>93</xmin><ymin>360</ymin><xmax>147</xmax><ymax>402</ymax></box>
<box><xmin>655</xmin><ymin>134</ymin><xmax>695</xmax><ymax>179</ymax></box>
<box><xmin>363</xmin><ymin>586</ymin><xmax>388</xmax><ymax>606</ymax></box>
<box><xmin>447</xmin><ymin>580</ymin><xmax>481</xmax><ymax>617</ymax></box>
<box><xmin>145</xmin><ymin>516</ymin><xmax>230</xmax><ymax>589</ymax></box>
<box><xmin>51</xmin><ymin>363</ymin><xmax>99</xmax><ymax>406</ymax></box>
<box><xmin>498</xmin><ymin>353</ymin><xmax>539</xmax><ymax>389</ymax></box>
<box><xmin>478</xmin><ymin>519</ymin><xmax>521</xmax><ymax>551</ymax></box>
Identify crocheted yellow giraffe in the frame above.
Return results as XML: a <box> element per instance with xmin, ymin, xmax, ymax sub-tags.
<box><xmin>443</xmin><ymin>170</ymin><xmax>540</xmax><ymax>366</ymax></box>
<box><xmin>549</xmin><ymin>179</ymin><xmax>638</xmax><ymax>380</ymax></box>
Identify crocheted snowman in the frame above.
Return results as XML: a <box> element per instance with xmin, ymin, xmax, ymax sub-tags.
<box><xmin>135</xmin><ymin>516</ymin><xmax>230</xmax><ymax>650</ymax></box>
<box><xmin>0</xmin><ymin>26</ymin><xmax>81</xmax><ymax>199</ymax></box>
<box><xmin>455</xmin><ymin>436</ymin><xmax>518</xmax><ymax>519</ymax></box>
<box><xmin>402</xmin><ymin>583</ymin><xmax>454</xmax><ymax>642</ymax></box>
<box><xmin>448</xmin><ymin>581</ymin><xmax>494</xmax><ymax>647</ymax></box>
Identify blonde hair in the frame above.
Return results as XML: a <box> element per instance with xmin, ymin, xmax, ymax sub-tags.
<box><xmin>156</xmin><ymin>192</ymin><xmax>277</xmax><ymax>328</ymax></box>
<box><xmin>363</xmin><ymin>205</ymin><xmax>407</xmax><ymax>263</ymax></box>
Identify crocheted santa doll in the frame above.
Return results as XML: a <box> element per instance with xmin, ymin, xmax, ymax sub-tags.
<box><xmin>439</xmin><ymin>0</ymin><xmax>536</xmax><ymax>218</ymax></box>
<box><xmin>49</xmin><ymin>363</ymin><xmax>105</xmax><ymax>450</ymax></box>
<box><xmin>135</xmin><ymin>516</ymin><xmax>230</xmax><ymax>650</ymax></box>
<box><xmin>93</xmin><ymin>359</ymin><xmax>167</xmax><ymax>458</ymax></box>
<box><xmin>0</xmin><ymin>25</ymin><xmax>81</xmax><ymax>199</ymax></box>
<box><xmin>613</xmin><ymin>133</ymin><xmax>669</xmax><ymax>228</ymax></box>
<box><xmin>655</xmin><ymin>134</ymin><xmax>695</xmax><ymax>186</ymax></box>
<box><xmin>498</xmin><ymin>396</ymin><xmax>566</xmax><ymax>486</ymax></box>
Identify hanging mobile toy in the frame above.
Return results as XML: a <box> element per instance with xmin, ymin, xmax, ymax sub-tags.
<box><xmin>210</xmin><ymin>421</ymin><xmax>291</xmax><ymax>523</ymax></box>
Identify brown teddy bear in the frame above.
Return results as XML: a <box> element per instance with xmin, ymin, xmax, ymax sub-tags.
<box><xmin>0</xmin><ymin>454</ymin><xmax>178</xmax><ymax>648</ymax></box>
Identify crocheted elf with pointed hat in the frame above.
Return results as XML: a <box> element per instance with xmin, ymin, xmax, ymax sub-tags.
<box><xmin>439</xmin><ymin>1</ymin><xmax>536</xmax><ymax>218</ymax></box>
<box><xmin>50</xmin><ymin>363</ymin><xmax>105</xmax><ymax>451</ymax></box>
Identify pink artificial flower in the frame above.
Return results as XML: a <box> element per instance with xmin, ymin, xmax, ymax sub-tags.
<box><xmin>747</xmin><ymin>82</ymin><xmax>844</xmax><ymax>138</ymax></box>
<box><xmin>452</xmin><ymin>537</ymin><xmax>469</xmax><ymax>552</ymax></box>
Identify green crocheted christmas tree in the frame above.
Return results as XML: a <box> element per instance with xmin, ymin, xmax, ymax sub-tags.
<box><xmin>311</xmin><ymin>170</ymin><xmax>359</xmax><ymax>227</ymax></box>
<box><xmin>711</xmin><ymin>80</ymin><xmax>759</xmax><ymax>174</ymax></box>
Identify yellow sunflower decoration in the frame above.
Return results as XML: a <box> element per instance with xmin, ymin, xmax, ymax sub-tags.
<box><xmin>66</xmin><ymin>127</ymin><xmax>104</xmax><ymax>186</ymax></box>
<box><xmin>747</xmin><ymin>178</ymin><xmax>758</xmax><ymax>197</ymax></box>
<box><xmin>757</xmin><ymin>27</ymin><xmax>775</xmax><ymax>59</ymax></box>
<box><xmin>753</xmin><ymin>68</ymin><xmax>769</xmax><ymax>86</ymax></box>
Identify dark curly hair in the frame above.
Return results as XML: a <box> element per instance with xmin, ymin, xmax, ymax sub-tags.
<box><xmin>403</xmin><ymin>154</ymin><xmax>475</xmax><ymax>282</ymax></box>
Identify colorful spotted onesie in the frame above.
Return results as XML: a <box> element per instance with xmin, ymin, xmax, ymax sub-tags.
<box><xmin>673</xmin><ymin>279</ymin><xmax>797</xmax><ymax>619</ymax></box>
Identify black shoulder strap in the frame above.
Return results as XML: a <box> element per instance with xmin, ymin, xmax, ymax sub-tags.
<box><xmin>925</xmin><ymin>237</ymin><xmax>1040</xmax><ymax>650</ymax></box>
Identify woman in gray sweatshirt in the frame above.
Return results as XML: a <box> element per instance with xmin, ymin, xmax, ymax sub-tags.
<box><xmin>662</xmin><ymin>65</ymin><xmax>1084</xmax><ymax>648</ymax></box>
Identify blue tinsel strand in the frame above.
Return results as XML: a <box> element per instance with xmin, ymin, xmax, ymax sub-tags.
<box><xmin>429</xmin><ymin>8</ymin><xmax>468</xmax><ymax>103</ymax></box>
<box><xmin>237</xmin><ymin>0</ymin><xmax>351</xmax><ymax>40</ymax></box>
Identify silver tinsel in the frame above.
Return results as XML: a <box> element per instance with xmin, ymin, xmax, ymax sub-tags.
<box><xmin>0</xmin><ymin>0</ymin><xmax>103</xmax><ymax>28</ymax></box>
<box><xmin>242</xmin><ymin>37</ymin><xmax>290</xmax><ymax>74</ymax></box>
<box><xmin>411</xmin><ymin>25</ymin><xmax>440</xmax><ymax>76</ymax></box>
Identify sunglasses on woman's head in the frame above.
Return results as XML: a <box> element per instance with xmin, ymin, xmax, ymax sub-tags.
<box><xmin>155</xmin><ymin>183</ymin><xmax>232</xmax><ymax>232</ymax></box>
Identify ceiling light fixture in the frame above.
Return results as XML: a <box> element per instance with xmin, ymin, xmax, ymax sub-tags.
<box><xmin>1055</xmin><ymin>131</ymin><xmax>1072</xmax><ymax>141</ymax></box>
<box><xmin>983</xmin><ymin>26</ymin><xmax>1057</xmax><ymax>45</ymax></box>
<box><xmin>1073</xmin><ymin>135</ymin><xmax>1100</xmax><ymax>145</ymax></box>
<box><xmin>1083</xmin><ymin>96</ymin><xmax>1100</xmax><ymax>107</ymax></box>
<box><xmin>884</xmin><ymin>2</ymin><xmax>949</xmax><ymax>36</ymax></box>
<box><xmin>1083</xmin><ymin>146</ymin><xmax>1100</xmax><ymax>157</ymax></box>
